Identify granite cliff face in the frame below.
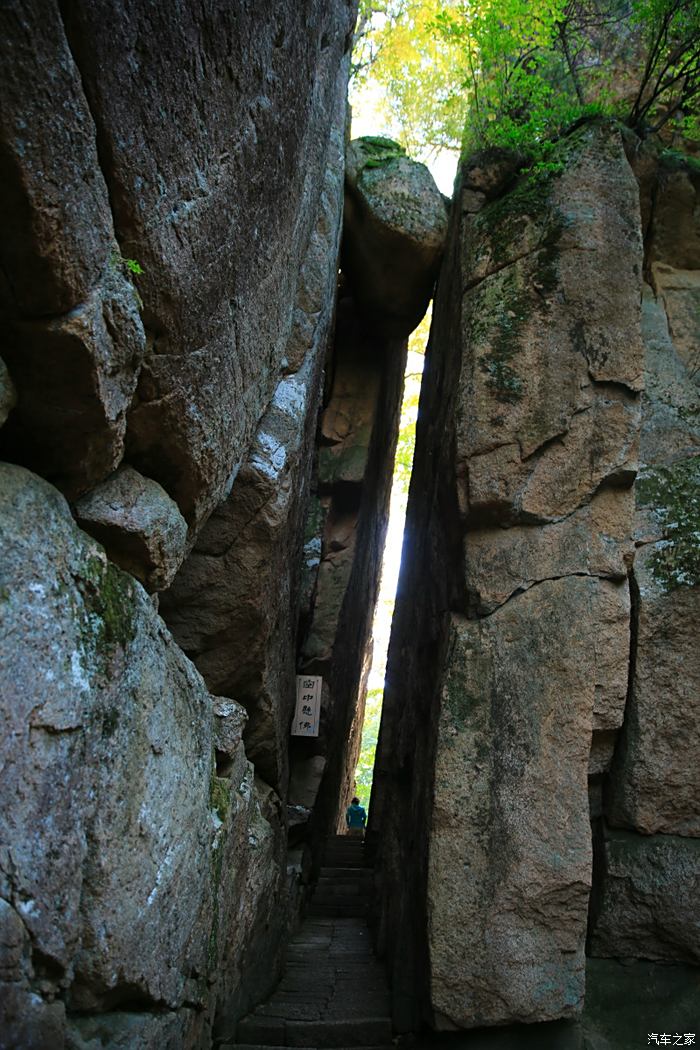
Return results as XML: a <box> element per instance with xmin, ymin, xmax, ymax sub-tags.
<box><xmin>369</xmin><ymin>123</ymin><xmax>700</xmax><ymax>1037</ymax></box>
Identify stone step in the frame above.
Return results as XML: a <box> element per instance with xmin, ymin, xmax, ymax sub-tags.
<box><xmin>313</xmin><ymin>885</ymin><xmax>363</xmax><ymax>899</ymax></box>
<box><xmin>318</xmin><ymin>867</ymin><xmax>372</xmax><ymax>878</ymax></box>
<box><xmin>310</xmin><ymin>896</ymin><xmax>365</xmax><ymax>910</ymax></box>
<box><xmin>319</xmin><ymin>867</ymin><xmax>371</xmax><ymax>879</ymax></box>
<box><xmin>228</xmin><ymin>1045</ymin><xmax>392</xmax><ymax>1050</ymax></box>
<box><xmin>236</xmin><ymin>1015</ymin><xmax>392</xmax><ymax>1047</ymax></box>
<box><xmin>307</xmin><ymin>905</ymin><xmax>368</xmax><ymax>918</ymax></box>
<box><xmin>321</xmin><ymin>856</ymin><xmax>369</xmax><ymax>865</ymax></box>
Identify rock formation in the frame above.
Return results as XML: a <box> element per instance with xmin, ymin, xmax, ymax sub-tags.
<box><xmin>0</xmin><ymin>4</ymin><xmax>452</xmax><ymax>1044</ymax></box>
<box><xmin>0</xmin><ymin>3</ymin><xmax>360</xmax><ymax>1047</ymax></box>
<box><xmin>1</xmin><ymin>4</ymin><xmax>698</xmax><ymax>1046</ymax></box>
<box><xmin>369</xmin><ymin>122</ymin><xmax>700</xmax><ymax>1035</ymax></box>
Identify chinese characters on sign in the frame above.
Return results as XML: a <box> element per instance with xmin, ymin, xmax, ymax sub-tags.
<box><xmin>292</xmin><ymin>675</ymin><xmax>322</xmax><ymax>737</ymax></box>
<box><xmin>648</xmin><ymin>1036</ymin><xmax>695</xmax><ymax>1046</ymax></box>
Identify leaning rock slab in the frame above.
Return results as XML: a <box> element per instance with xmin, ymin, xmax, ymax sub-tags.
<box><xmin>161</xmin><ymin>353</ymin><xmax>323</xmax><ymax>792</ymax></box>
<box><xmin>343</xmin><ymin>137</ymin><xmax>448</xmax><ymax>336</ymax></box>
<box><xmin>589</xmin><ymin>828</ymin><xmax>700</xmax><ymax>964</ymax></box>
<box><xmin>75</xmin><ymin>464</ymin><xmax>188</xmax><ymax>591</ymax></box>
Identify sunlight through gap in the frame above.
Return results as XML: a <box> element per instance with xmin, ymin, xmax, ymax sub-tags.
<box><xmin>353</xmin><ymin>306</ymin><xmax>432</xmax><ymax>806</ymax></box>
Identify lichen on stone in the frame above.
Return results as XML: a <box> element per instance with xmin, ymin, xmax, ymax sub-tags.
<box><xmin>354</xmin><ymin>135</ymin><xmax>407</xmax><ymax>170</ymax></box>
<box><xmin>210</xmin><ymin>772</ymin><xmax>232</xmax><ymax>823</ymax></box>
<box><xmin>74</xmin><ymin>553</ymin><xmax>137</xmax><ymax>676</ymax></box>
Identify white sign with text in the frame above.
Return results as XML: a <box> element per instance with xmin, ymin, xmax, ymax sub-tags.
<box><xmin>292</xmin><ymin>675</ymin><xmax>322</xmax><ymax>737</ymax></box>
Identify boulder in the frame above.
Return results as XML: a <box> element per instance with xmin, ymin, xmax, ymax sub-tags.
<box><xmin>369</xmin><ymin>122</ymin><xmax>644</xmax><ymax>1032</ymax></box>
<box><xmin>589</xmin><ymin>828</ymin><xmax>700</xmax><ymax>963</ymax></box>
<box><xmin>0</xmin><ymin>464</ymin><xmax>215</xmax><ymax>1013</ymax></box>
<box><xmin>159</xmin><ymin>92</ymin><xmax>346</xmax><ymax>793</ymax></box>
<box><xmin>0</xmin><ymin>267</ymin><xmax>145</xmax><ymax>498</ymax></box>
<box><xmin>343</xmin><ymin>137</ymin><xmax>448</xmax><ymax>336</ymax></box>
<box><xmin>0</xmin><ymin>462</ymin><xmax>284</xmax><ymax>1046</ymax></box>
<box><xmin>75</xmin><ymin>464</ymin><xmax>188</xmax><ymax>592</ymax></box>
<box><xmin>606</xmin><ymin>269</ymin><xmax>700</xmax><ymax>837</ymax></box>
<box><xmin>638</xmin><ymin>285</ymin><xmax>700</xmax><ymax>466</ymax></box>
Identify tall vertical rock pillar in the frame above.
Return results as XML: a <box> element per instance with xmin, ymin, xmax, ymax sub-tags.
<box><xmin>371</xmin><ymin>122</ymin><xmax>644</xmax><ymax>1031</ymax></box>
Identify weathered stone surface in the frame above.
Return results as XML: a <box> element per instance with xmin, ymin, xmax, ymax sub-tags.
<box><xmin>301</xmin><ymin>509</ymin><xmax>357</xmax><ymax>666</ymax></box>
<box><xmin>159</xmin><ymin>85</ymin><xmax>346</xmax><ymax>792</ymax></box>
<box><xmin>638</xmin><ymin>285</ymin><xmax>700</xmax><ymax>466</ymax></box>
<box><xmin>463</xmin><ymin>488</ymin><xmax>633</xmax><ymax>614</ymax></box>
<box><xmin>343</xmin><ymin>137</ymin><xmax>448</xmax><ymax>336</ymax></box>
<box><xmin>297</xmin><ymin>293</ymin><xmax>408</xmax><ymax>864</ymax></box>
<box><xmin>589</xmin><ymin>828</ymin><xmax>700</xmax><ymax>963</ymax></box>
<box><xmin>212</xmin><ymin>772</ymin><xmax>287</xmax><ymax>1040</ymax></box>
<box><xmin>646</xmin><ymin>158</ymin><xmax>700</xmax><ymax>270</ymax></box>
<box><xmin>0</xmin><ymin>0</ymin><xmax>113</xmax><ymax>317</ymax></box>
<box><xmin>0</xmin><ymin>986</ymin><xmax>66</xmax><ymax>1050</ymax></box>
<box><xmin>289</xmin><ymin>755</ymin><xmax>328</xmax><ymax>808</ymax></box>
<box><xmin>213</xmin><ymin>697</ymin><xmax>248</xmax><ymax>768</ymax></box>
<box><xmin>582</xmin><ymin>959</ymin><xmax>700</xmax><ymax>1050</ymax></box>
<box><xmin>0</xmin><ymin>464</ymin><xmax>215</xmax><ymax>1012</ymax></box>
<box><xmin>652</xmin><ymin>263</ymin><xmax>700</xmax><ymax>377</ymax></box>
<box><xmin>606</xmin><ymin>265</ymin><xmax>700</xmax><ymax>837</ymax></box>
<box><xmin>428</xmin><ymin>580</ymin><xmax>599</xmax><ymax>1029</ymax></box>
<box><xmin>456</xmin><ymin>124</ymin><xmax>643</xmax><ymax>527</ymax></box>
<box><xmin>75</xmin><ymin>465</ymin><xmax>188</xmax><ymax>591</ymax></box>
<box><xmin>0</xmin><ymin>267</ymin><xmax>145</xmax><ymax>497</ymax></box>
<box><xmin>607</xmin><ymin>538</ymin><xmax>700</xmax><ymax>836</ymax></box>
<box><xmin>369</xmin><ymin>122</ymin><xmax>644</xmax><ymax>1034</ymax></box>
<box><xmin>0</xmin><ymin>462</ymin><xmax>284</xmax><ymax>1044</ymax></box>
<box><xmin>318</xmin><ymin>302</ymin><xmax>383</xmax><ymax>486</ymax></box>
<box><xmin>0</xmin><ymin>359</ymin><xmax>16</xmax><ymax>429</ymax></box>
<box><xmin>53</xmin><ymin>0</ymin><xmax>355</xmax><ymax>533</ymax></box>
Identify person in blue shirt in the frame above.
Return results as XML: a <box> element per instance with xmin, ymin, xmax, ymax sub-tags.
<box><xmin>345</xmin><ymin>796</ymin><xmax>367</xmax><ymax>837</ymax></box>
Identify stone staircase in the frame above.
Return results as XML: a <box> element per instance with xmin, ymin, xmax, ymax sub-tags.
<box><xmin>225</xmin><ymin>835</ymin><xmax>392</xmax><ymax>1050</ymax></box>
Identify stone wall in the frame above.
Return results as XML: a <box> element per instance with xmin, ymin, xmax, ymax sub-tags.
<box><xmin>370</xmin><ymin>122</ymin><xmax>699</xmax><ymax>1035</ymax></box>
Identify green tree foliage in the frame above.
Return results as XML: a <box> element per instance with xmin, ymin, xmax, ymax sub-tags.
<box><xmin>351</xmin><ymin>0</ymin><xmax>471</xmax><ymax>157</ymax></box>
<box><xmin>354</xmin><ymin>688</ymin><xmax>384</xmax><ymax>803</ymax></box>
<box><xmin>352</xmin><ymin>0</ymin><xmax>700</xmax><ymax>158</ymax></box>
